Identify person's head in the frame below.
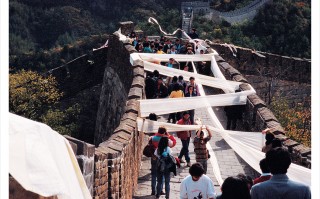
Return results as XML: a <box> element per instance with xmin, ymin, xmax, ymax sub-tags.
<box><xmin>158</xmin><ymin>45</ymin><xmax>163</xmax><ymax>50</ymax></box>
<box><xmin>178</xmin><ymin>75</ymin><xmax>184</xmax><ymax>81</ymax></box>
<box><xmin>157</xmin><ymin>77</ymin><xmax>163</xmax><ymax>85</ymax></box>
<box><xmin>187</xmin><ymin>85</ymin><xmax>194</xmax><ymax>94</ymax></box>
<box><xmin>158</xmin><ymin>126</ymin><xmax>167</xmax><ymax>134</ymax></box>
<box><xmin>148</xmin><ymin>113</ymin><xmax>157</xmax><ymax>121</ymax></box>
<box><xmin>259</xmin><ymin>158</ymin><xmax>270</xmax><ymax>173</ymax></box>
<box><xmin>153</xmin><ymin>70</ymin><xmax>159</xmax><ymax>77</ymax></box>
<box><xmin>158</xmin><ymin>137</ymin><xmax>169</xmax><ymax>155</ymax></box>
<box><xmin>182</xmin><ymin>111</ymin><xmax>190</xmax><ymax>120</ymax></box>
<box><xmin>220</xmin><ymin>176</ymin><xmax>251</xmax><ymax>199</ymax></box>
<box><xmin>189</xmin><ymin>76</ymin><xmax>195</xmax><ymax>84</ymax></box>
<box><xmin>200</xmin><ymin>49</ymin><xmax>204</xmax><ymax>54</ymax></box>
<box><xmin>175</xmin><ymin>38</ymin><xmax>180</xmax><ymax>43</ymax></box>
<box><xmin>169</xmin><ymin>58</ymin><xmax>174</xmax><ymax>63</ymax></box>
<box><xmin>265</xmin><ymin>133</ymin><xmax>275</xmax><ymax>145</ymax></box>
<box><xmin>172</xmin><ymin>83</ymin><xmax>181</xmax><ymax>91</ymax></box>
<box><xmin>150</xmin><ymin>44</ymin><xmax>155</xmax><ymax>49</ymax></box>
<box><xmin>187</xmin><ymin>47</ymin><xmax>193</xmax><ymax>52</ymax></box>
<box><xmin>198</xmin><ymin>131</ymin><xmax>205</xmax><ymax>139</ymax></box>
<box><xmin>236</xmin><ymin>173</ymin><xmax>253</xmax><ymax>190</ymax></box>
<box><xmin>172</xmin><ymin>76</ymin><xmax>178</xmax><ymax>82</ymax></box>
<box><xmin>189</xmin><ymin>163</ymin><xmax>205</xmax><ymax>181</ymax></box>
<box><xmin>192</xmin><ymin>28</ymin><xmax>197</xmax><ymax>33</ymax></box>
<box><xmin>272</xmin><ymin>138</ymin><xmax>282</xmax><ymax>148</ymax></box>
<box><xmin>183</xmin><ymin>65</ymin><xmax>189</xmax><ymax>71</ymax></box>
<box><xmin>143</xmin><ymin>42</ymin><xmax>150</xmax><ymax>48</ymax></box>
<box><xmin>266</xmin><ymin>147</ymin><xmax>291</xmax><ymax>175</ymax></box>
<box><xmin>171</xmin><ymin>45</ymin><xmax>176</xmax><ymax>50</ymax></box>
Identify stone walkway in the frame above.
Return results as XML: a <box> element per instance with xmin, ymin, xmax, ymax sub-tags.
<box><xmin>133</xmin><ymin>105</ymin><xmax>259</xmax><ymax>198</ymax></box>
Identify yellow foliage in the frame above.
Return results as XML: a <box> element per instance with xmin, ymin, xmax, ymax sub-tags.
<box><xmin>9</xmin><ymin>70</ymin><xmax>62</xmax><ymax>120</ymax></box>
<box><xmin>270</xmin><ymin>98</ymin><xmax>311</xmax><ymax>147</ymax></box>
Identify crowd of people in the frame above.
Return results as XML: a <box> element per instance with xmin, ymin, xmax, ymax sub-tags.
<box><xmin>147</xmin><ymin>126</ymin><xmax>311</xmax><ymax>198</ymax></box>
<box><xmin>132</xmin><ymin>32</ymin><xmax>310</xmax><ymax>198</ymax></box>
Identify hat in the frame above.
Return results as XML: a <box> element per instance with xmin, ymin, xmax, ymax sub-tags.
<box><xmin>192</xmin><ymin>28</ymin><xmax>197</xmax><ymax>31</ymax></box>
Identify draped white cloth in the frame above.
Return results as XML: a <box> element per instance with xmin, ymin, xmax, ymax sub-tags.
<box><xmin>125</xmin><ymin>26</ymin><xmax>311</xmax><ymax>187</ymax></box>
<box><xmin>139</xmin><ymin>92</ymin><xmax>252</xmax><ymax>117</ymax></box>
<box><xmin>9</xmin><ymin>113</ymin><xmax>92</xmax><ymax>199</ymax></box>
<box><xmin>137</xmin><ymin>119</ymin><xmax>311</xmax><ymax>186</ymax></box>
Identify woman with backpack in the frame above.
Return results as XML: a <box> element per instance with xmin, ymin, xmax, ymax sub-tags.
<box><xmin>154</xmin><ymin>137</ymin><xmax>176</xmax><ymax>199</ymax></box>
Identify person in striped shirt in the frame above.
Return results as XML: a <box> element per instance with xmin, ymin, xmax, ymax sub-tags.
<box><xmin>193</xmin><ymin>126</ymin><xmax>212</xmax><ymax>174</ymax></box>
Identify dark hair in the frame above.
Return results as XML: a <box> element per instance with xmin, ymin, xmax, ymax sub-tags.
<box><xmin>189</xmin><ymin>76</ymin><xmax>195</xmax><ymax>81</ymax></box>
<box><xmin>158</xmin><ymin>45</ymin><xmax>163</xmax><ymax>50</ymax></box>
<box><xmin>172</xmin><ymin>76</ymin><xmax>178</xmax><ymax>82</ymax></box>
<box><xmin>173</xmin><ymin>83</ymin><xmax>181</xmax><ymax>91</ymax></box>
<box><xmin>189</xmin><ymin>163</ymin><xmax>205</xmax><ymax>177</ymax></box>
<box><xmin>188</xmin><ymin>85</ymin><xmax>194</xmax><ymax>91</ymax></box>
<box><xmin>148</xmin><ymin>113</ymin><xmax>157</xmax><ymax>121</ymax></box>
<box><xmin>178</xmin><ymin>75</ymin><xmax>184</xmax><ymax>80</ymax></box>
<box><xmin>153</xmin><ymin>70</ymin><xmax>159</xmax><ymax>77</ymax></box>
<box><xmin>266</xmin><ymin>147</ymin><xmax>291</xmax><ymax>174</ymax></box>
<box><xmin>220</xmin><ymin>177</ymin><xmax>251</xmax><ymax>199</ymax></box>
<box><xmin>272</xmin><ymin>138</ymin><xmax>282</xmax><ymax>148</ymax></box>
<box><xmin>183</xmin><ymin>111</ymin><xmax>190</xmax><ymax>116</ymax></box>
<box><xmin>259</xmin><ymin>158</ymin><xmax>270</xmax><ymax>173</ymax></box>
<box><xmin>265</xmin><ymin>133</ymin><xmax>275</xmax><ymax>145</ymax></box>
<box><xmin>158</xmin><ymin>137</ymin><xmax>169</xmax><ymax>156</ymax></box>
<box><xmin>236</xmin><ymin>173</ymin><xmax>253</xmax><ymax>190</ymax></box>
<box><xmin>158</xmin><ymin>127</ymin><xmax>167</xmax><ymax>134</ymax></box>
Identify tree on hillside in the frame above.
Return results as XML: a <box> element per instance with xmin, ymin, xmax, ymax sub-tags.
<box><xmin>270</xmin><ymin>97</ymin><xmax>311</xmax><ymax>147</ymax></box>
<box><xmin>9</xmin><ymin>70</ymin><xmax>80</xmax><ymax>135</ymax></box>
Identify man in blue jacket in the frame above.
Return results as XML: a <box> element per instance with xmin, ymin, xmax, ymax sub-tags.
<box><xmin>251</xmin><ymin>147</ymin><xmax>311</xmax><ymax>199</ymax></box>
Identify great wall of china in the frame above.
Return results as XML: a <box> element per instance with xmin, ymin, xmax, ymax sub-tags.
<box><xmin>9</xmin><ymin>18</ymin><xmax>311</xmax><ymax>198</ymax></box>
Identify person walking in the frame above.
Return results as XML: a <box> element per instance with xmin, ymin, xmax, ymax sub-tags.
<box><xmin>154</xmin><ymin>137</ymin><xmax>175</xmax><ymax>199</ymax></box>
<box><xmin>193</xmin><ymin>126</ymin><xmax>212</xmax><ymax>173</ymax></box>
<box><xmin>177</xmin><ymin>112</ymin><xmax>192</xmax><ymax>167</ymax></box>
<box><xmin>150</xmin><ymin>127</ymin><xmax>176</xmax><ymax>196</ymax></box>
<box><xmin>180</xmin><ymin>163</ymin><xmax>215</xmax><ymax>199</ymax></box>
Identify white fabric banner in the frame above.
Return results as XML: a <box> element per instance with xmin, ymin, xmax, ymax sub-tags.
<box><xmin>128</xmin><ymin>30</ymin><xmax>310</xmax><ymax>187</ymax></box>
<box><xmin>9</xmin><ymin>113</ymin><xmax>91</xmax><ymax>199</ymax></box>
<box><xmin>136</xmin><ymin>59</ymin><xmax>245</xmax><ymax>92</ymax></box>
<box><xmin>137</xmin><ymin>119</ymin><xmax>311</xmax><ymax>186</ymax></box>
<box><xmin>139</xmin><ymin>91</ymin><xmax>252</xmax><ymax>117</ymax></box>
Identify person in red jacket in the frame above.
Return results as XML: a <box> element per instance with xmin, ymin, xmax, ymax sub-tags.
<box><xmin>177</xmin><ymin>112</ymin><xmax>192</xmax><ymax>167</ymax></box>
<box><xmin>253</xmin><ymin>158</ymin><xmax>272</xmax><ymax>185</ymax></box>
<box><xmin>149</xmin><ymin>127</ymin><xmax>176</xmax><ymax>195</ymax></box>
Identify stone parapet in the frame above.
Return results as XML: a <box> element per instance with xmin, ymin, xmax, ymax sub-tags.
<box><xmin>93</xmin><ymin>24</ymin><xmax>145</xmax><ymax>198</ymax></box>
<box><xmin>215</xmin><ymin>50</ymin><xmax>311</xmax><ymax>168</ymax></box>
<box><xmin>65</xmin><ymin>136</ymin><xmax>95</xmax><ymax>196</ymax></box>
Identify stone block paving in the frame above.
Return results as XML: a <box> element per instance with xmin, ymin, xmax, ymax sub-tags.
<box><xmin>134</xmin><ymin>94</ymin><xmax>259</xmax><ymax>198</ymax></box>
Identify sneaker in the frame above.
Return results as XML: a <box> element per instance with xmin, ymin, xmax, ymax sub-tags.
<box><xmin>187</xmin><ymin>162</ymin><xmax>191</xmax><ymax>167</ymax></box>
<box><xmin>179</xmin><ymin>158</ymin><xmax>186</xmax><ymax>163</ymax></box>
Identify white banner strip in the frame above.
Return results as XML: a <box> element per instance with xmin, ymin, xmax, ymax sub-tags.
<box><xmin>139</xmin><ymin>91</ymin><xmax>253</xmax><ymax>117</ymax></box>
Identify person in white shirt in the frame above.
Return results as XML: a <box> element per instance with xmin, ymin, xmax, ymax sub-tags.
<box><xmin>180</xmin><ymin>163</ymin><xmax>215</xmax><ymax>199</ymax></box>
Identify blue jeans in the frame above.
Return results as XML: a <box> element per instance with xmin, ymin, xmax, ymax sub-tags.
<box><xmin>151</xmin><ymin>157</ymin><xmax>163</xmax><ymax>194</ymax></box>
<box><xmin>178</xmin><ymin>137</ymin><xmax>191</xmax><ymax>162</ymax></box>
<box><xmin>156</xmin><ymin>170</ymin><xmax>171</xmax><ymax>198</ymax></box>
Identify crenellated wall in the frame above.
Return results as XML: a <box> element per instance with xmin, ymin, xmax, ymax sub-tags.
<box><xmin>210</xmin><ymin>43</ymin><xmax>311</xmax><ymax>106</ymax></box>
<box><xmin>211</xmin><ymin>48</ymin><xmax>311</xmax><ymax>168</ymax></box>
<box><xmin>48</xmin><ymin>47</ymin><xmax>108</xmax><ymax>98</ymax></box>
<box><xmin>93</xmin><ymin>23</ymin><xmax>146</xmax><ymax>198</ymax></box>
